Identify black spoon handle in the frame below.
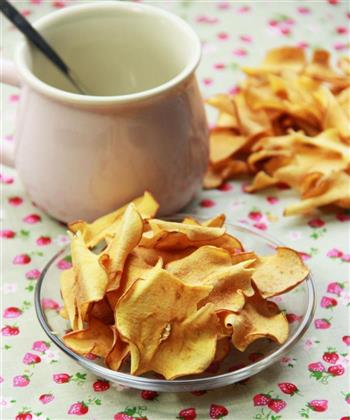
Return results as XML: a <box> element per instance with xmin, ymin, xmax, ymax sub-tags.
<box><xmin>0</xmin><ymin>0</ymin><xmax>86</xmax><ymax>94</ymax></box>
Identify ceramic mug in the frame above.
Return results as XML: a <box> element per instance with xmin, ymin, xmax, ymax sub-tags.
<box><xmin>0</xmin><ymin>1</ymin><xmax>208</xmax><ymax>222</ymax></box>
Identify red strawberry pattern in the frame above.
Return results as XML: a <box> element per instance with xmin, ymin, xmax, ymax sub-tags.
<box><xmin>39</xmin><ymin>393</ymin><xmax>55</xmax><ymax>404</ymax></box>
<box><xmin>0</xmin><ymin>229</ymin><xmax>16</xmax><ymax>238</ymax></box>
<box><xmin>314</xmin><ymin>318</ymin><xmax>332</xmax><ymax>329</ymax></box>
<box><xmin>13</xmin><ymin>374</ymin><xmax>31</xmax><ymax>387</ymax></box>
<box><xmin>321</xmin><ymin>296</ymin><xmax>338</xmax><ymax>309</ymax></box>
<box><xmin>8</xmin><ymin>196</ymin><xmax>23</xmax><ymax>206</ymax></box>
<box><xmin>32</xmin><ymin>340</ymin><xmax>50</xmax><ymax>353</ymax></box>
<box><xmin>23</xmin><ymin>214</ymin><xmax>41</xmax><ymax>224</ymax></box>
<box><xmin>114</xmin><ymin>406</ymin><xmax>148</xmax><ymax>420</ymax></box>
<box><xmin>322</xmin><ymin>349</ymin><xmax>339</xmax><ymax>364</ymax></box>
<box><xmin>23</xmin><ymin>352</ymin><xmax>41</xmax><ymax>365</ymax></box>
<box><xmin>93</xmin><ymin>380</ymin><xmax>110</xmax><ymax>392</ymax></box>
<box><xmin>327</xmin><ymin>282</ymin><xmax>345</xmax><ymax>296</ymax></box>
<box><xmin>200</xmin><ymin>198</ymin><xmax>216</xmax><ymax>208</ymax></box>
<box><xmin>3</xmin><ymin>307</ymin><xmax>22</xmax><ymax>318</ymax></box>
<box><xmin>328</xmin><ymin>364</ymin><xmax>345</xmax><ymax>376</ymax></box>
<box><xmin>343</xmin><ymin>336</ymin><xmax>350</xmax><ymax>346</ymax></box>
<box><xmin>268</xmin><ymin>399</ymin><xmax>287</xmax><ymax>413</ymax></box>
<box><xmin>209</xmin><ymin>404</ymin><xmax>229</xmax><ymax>418</ymax></box>
<box><xmin>25</xmin><ymin>268</ymin><xmax>41</xmax><ymax>280</ymax></box>
<box><xmin>2</xmin><ymin>325</ymin><xmax>20</xmax><ymax>336</ymax></box>
<box><xmin>278</xmin><ymin>382</ymin><xmax>299</xmax><ymax>396</ymax></box>
<box><xmin>253</xmin><ymin>393</ymin><xmax>271</xmax><ymax>406</ymax></box>
<box><xmin>68</xmin><ymin>401</ymin><xmax>89</xmax><ymax>416</ymax></box>
<box><xmin>140</xmin><ymin>390</ymin><xmax>159</xmax><ymax>400</ymax></box>
<box><xmin>15</xmin><ymin>412</ymin><xmax>32</xmax><ymax>420</ymax></box>
<box><xmin>2</xmin><ymin>1</ymin><xmax>350</xmax><ymax>419</ymax></box>
<box><xmin>308</xmin><ymin>399</ymin><xmax>328</xmax><ymax>412</ymax></box>
<box><xmin>12</xmin><ymin>254</ymin><xmax>31</xmax><ymax>265</ymax></box>
<box><xmin>36</xmin><ymin>236</ymin><xmax>52</xmax><ymax>246</ymax></box>
<box><xmin>178</xmin><ymin>407</ymin><xmax>197</xmax><ymax>420</ymax></box>
<box><xmin>53</xmin><ymin>373</ymin><xmax>71</xmax><ymax>384</ymax></box>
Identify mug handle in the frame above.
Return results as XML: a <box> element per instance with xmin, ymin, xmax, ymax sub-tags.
<box><xmin>0</xmin><ymin>58</ymin><xmax>21</xmax><ymax>168</ymax></box>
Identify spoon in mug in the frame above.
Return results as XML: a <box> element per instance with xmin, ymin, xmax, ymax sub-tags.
<box><xmin>0</xmin><ymin>0</ymin><xmax>89</xmax><ymax>94</ymax></box>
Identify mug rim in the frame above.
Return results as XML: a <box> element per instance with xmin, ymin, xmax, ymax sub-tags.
<box><xmin>15</xmin><ymin>1</ymin><xmax>202</xmax><ymax>105</ymax></box>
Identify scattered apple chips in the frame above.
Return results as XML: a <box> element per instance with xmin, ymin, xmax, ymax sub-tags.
<box><xmin>205</xmin><ymin>47</ymin><xmax>350</xmax><ymax>216</ymax></box>
<box><xmin>60</xmin><ymin>193</ymin><xmax>309</xmax><ymax>379</ymax></box>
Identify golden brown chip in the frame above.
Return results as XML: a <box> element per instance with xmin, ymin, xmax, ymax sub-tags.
<box><xmin>69</xmin><ymin>191</ymin><xmax>158</xmax><ymax>247</ymax></box>
<box><xmin>115</xmin><ymin>265</ymin><xmax>212</xmax><ymax>374</ymax></box>
<box><xmin>203</xmin><ymin>214</ymin><xmax>226</xmax><ymax>228</ymax></box>
<box><xmin>230</xmin><ymin>251</ymin><xmax>257</xmax><ymax>265</ymax></box>
<box><xmin>165</xmin><ymin>246</ymin><xmax>233</xmax><ymax>285</ymax></box>
<box><xmin>90</xmin><ymin>298</ymin><xmax>115</xmax><ymax>325</ymax></box>
<box><xmin>315</xmin><ymin>87</ymin><xmax>350</xmax><ymax>141</ymax></box>
<box><xmin>199</xmin><ymin>260</ymin><xmax>255</xmax><ymax>312</ymax></box>
<box><xmin>206</xmin><ymin>94</ymin><xmax>235</xmax><ymax>116</ymax></box>
<box><xmin>100</xmin><ymin>204</ymin><xmax>144</xmax><ymax>292</ymax></box>
<box><xmin>252</xmin><ymin>247</ymin><xmax>309</xmax><ymax>298</ymax></box>
<box><xmin>105</xmin><ymin>327</ymin><xmax>130</xmax><ymax>371</ymax></box>
<box><xmin>214</xmin><ymin>337</ymin><xmax>231</xmax><ymax>362</ymax></box>
<box><xmin>305</xmin><ymin>49</ymin><xmax>345</xmax><ymax>84</ymax></box>
<box><xmin>210</xmin><ymin>129</ymin><xmax>247</xmax><ymax>164</ymax></box>
<box><xmin>70</xmin><ymin>231</ymin><xmax>109</xmax><ymax>325</ymax></box>
<box><xmin>284</xmin><ymin>171</ymin><xmax>350</xmax><ymax>215</ymax></box>
<box><xmin>141</xmin><ymin>219</ymin><xmax>226</xmax><ymax>250</ymax></box>
<box><xmin>242</xmin><ymin>47</ymin><xmax>305</xmax><ymax>78</ymax></box>
<box><xmin>245</xmin><ymin>171</ymin><xmax>277</xmax><ymax>192</ymax></box>
<box><xmin>63</xmin><ymin>318</ymin><xmax>114</xmax><ymax>357</ymax></box>
<box><xmin>204</xmin><ymin>46</ymin><xmax>350</xmax><ymax>216</ymax></box>
<box><xmin>133</xmin><ymin>246</ymin><xmax>194</xmax><ymax>266</ymax></box>
<box><xmin>300</xmin><ymin>172</ymin><xmax>328</xmax><ymax>199</ymax></box>
<box><xmin>136</xmin><ymin>304</ymin><xmax>217</xmax><ymax>379</ymax></box>
<box><xmin>216</xmin><ymin>111</ymin><xmax>239</xmax><ymax>129</ymax></box>
<box><xmin>60</xmin><ymin>268</ymin><xmax>79</xmax><ymax>330</ymax></box>
<box><xmin>233</xmin><ymin>94</ymin><xmax>272</xmax><ymax>138</ymax></box>
<box><xmin>225</xmin><ymin>293</ymin><xmax>289</xmax><ymax>351</ymax></box>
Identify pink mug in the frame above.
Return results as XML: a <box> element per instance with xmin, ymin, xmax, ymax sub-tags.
<box><xmin>0</xmin><ymin>1</ymin><xmax>208</xmax><ymax>222</ymax></box>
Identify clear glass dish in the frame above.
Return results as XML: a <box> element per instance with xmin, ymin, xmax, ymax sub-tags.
<box><xmin>34</xmin><ymin>222</ymin><xmax>315</xmax><ymax>392</ymax></box>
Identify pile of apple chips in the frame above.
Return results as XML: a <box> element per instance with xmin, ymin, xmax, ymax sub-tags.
<box><xmin>60</xmin><ymin>192</ymin><xmax>309</xmax><ymax>379</ymax></box>
<box><xmin>205</xmin><ymin>47</ymin><xmax>350</xmax><ymax>216</ymax></box>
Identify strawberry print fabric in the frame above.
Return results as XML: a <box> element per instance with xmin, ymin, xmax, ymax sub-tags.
<box><xmin>1</xmin><ymin>1</ymin><xmax>349</xmax><ymax>419</ymax></box>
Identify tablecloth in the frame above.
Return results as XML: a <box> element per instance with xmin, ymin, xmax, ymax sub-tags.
<box><xmin>1</xmin><ymin>1</ymin><xmax>350</xmax><ymax>419</ymax></box>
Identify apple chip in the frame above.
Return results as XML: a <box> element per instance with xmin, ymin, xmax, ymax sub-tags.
<box><xmin>205</xmin><ymin>46</ymin><xmax>350</xmax><ymax>215</ymax></box>
<box><xmin>105</xmin><ymin>327</ymin><xmax>130</xmax><ymax>371</ymax></box>
<box><xmin>133</xmin><ymin>246</ymin><xmax>193</xmax><ymax>266</ymax></box>
<box><xmin>206</xmin><ymin>94</ymin><xmax>236</xmax><ymax>116</ymax></box>
<box><xmin>59</xmin><ymin>268</ymin><xmax>79</xmax><ymax>330</ymax></box>
<box><xmin>136</xmin><ymin>304</ymin><xmax>218</xmax><ymax>379</ymax></box>
<box><xmin>199</xmin><ymin>260</ymin><xmax>255</xmax><ymax>312</ymax></box>
<box><xmin>69</xmin><ymin>191</ymin><xmax>158</xmax><ymax>247</ymax></box>
<box><xmin>242</xmin><ymin>46</ymin><xmax>306</xmax><ymax>76</ymax></box>
<box><xmin>70</xmin><ymin>231</ymin><xmax>109</xmax><ymax>324</ymax></box>
<box><xmin>210</xmin><ymin>129</ymin><xmax>247</xmax><ymax>164</ymax></box>
<box><xmin>203</xmin><ymin>214</ymin><xmax>226</xmax><ymax>228</ymax></box>
<box><xmin>225</xmin><ymin>293</ymin><xmax>289</xmax><ymax>351</ymax></box>
<box><xmin>100</xmin><ymin>204</ymin><xmax>144</xmax><ymax>292</ymax></box>
<box><xmin>90</xmin><ymin>298</ymin><xmax>114</xmax><ymax>325</ymax></box>
<box><xmin>166</xmin><ymin>246</ymin><xmax>233</xmax><ymax>285</ymax></box>
<box><xmin>252</xmin><ymin>247</ymin><xmax>309</xmax><ymax>298</ymax></box>
<box><xmin>115</xmin><ymin>265</ymin><xmax>212</xmax><ymax>374</ymax></box>
<box><xmin>284</xmin><ymin>171</ymin><xmax>350</xmax><ymax>216</ymax></box>
<box><xmin>63</xmin><ymin>317</ymin><xmax>114</xmax><ymax>357</ymax></box>
<box><xmin>140</xmin><ymin>219</ymin><xmax>226</xmax><ymax>250</ymax></box>
<box><xmin>214</xmin><ymin>337</ymin><xmax>231</xmax><ymax>362</ymax></box>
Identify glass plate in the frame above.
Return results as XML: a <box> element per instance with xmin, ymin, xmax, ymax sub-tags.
<box><xmin>34</xmin><ymin>222</ymin><xmax>315</xmax><ymax>392</ymax></box>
